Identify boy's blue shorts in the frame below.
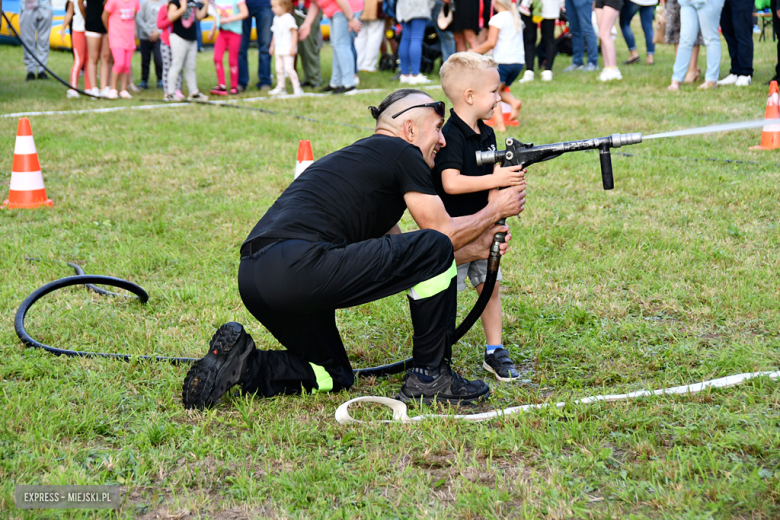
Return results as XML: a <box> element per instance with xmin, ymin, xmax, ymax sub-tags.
<box><xmin>498</xmin><ymin>63</ymin><xmax>525</xmax><ymax>87</ymax></box>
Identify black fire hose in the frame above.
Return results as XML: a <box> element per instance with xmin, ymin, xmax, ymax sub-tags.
<box><xmin>14</xmin><ymin>257</ymin><xmax>499</xmax><ymax>375</ymax></box>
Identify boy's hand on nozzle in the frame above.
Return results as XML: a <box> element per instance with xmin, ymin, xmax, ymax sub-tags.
<box><xmin>493</xmin><ymin>164</ymin><xmax>526</xmax><ymax>189</ymax></box>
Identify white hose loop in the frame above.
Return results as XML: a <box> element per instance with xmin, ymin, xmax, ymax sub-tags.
<box><xmin>335</xmin><ymin>371</ymin><xmax>780</xmax><ymax>424</ymax></box>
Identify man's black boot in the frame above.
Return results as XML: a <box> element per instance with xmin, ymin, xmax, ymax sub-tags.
<box><xmin>399</xmin><ymin>364</ymin><xmax>490</xmax><ymax>405</ymax></box>
<box><xmin>182</xmin><ymin>322</ymin><xmax>255</xmax><ymax>409</ymax></box>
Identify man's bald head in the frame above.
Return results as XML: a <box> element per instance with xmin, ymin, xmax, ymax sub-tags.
<box><xmin>370</xmin><ymin>89</ymin><xmax>447</xmax><ymax>169</ymax></box>
<box><xmin>370</xmin><ymin>89</ymin><xmax>438</xmax><ymax>132</ymax></box>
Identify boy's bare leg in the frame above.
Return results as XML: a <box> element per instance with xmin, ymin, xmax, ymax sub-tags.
<box><xmin>475</xmin><ymin>280</ymin><xmax>520</xmax><ymax>381</ymax></box>
<box><xmin>474</xmin><ymin>280</ymin><xmax>502</xmax><ymax>346</ymax></box>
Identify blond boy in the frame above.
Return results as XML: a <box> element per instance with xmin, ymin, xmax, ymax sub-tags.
<box><xmin>433</xmin><ymin>52</ymin><xmax>526</xmax><ymax>381</ymax></box>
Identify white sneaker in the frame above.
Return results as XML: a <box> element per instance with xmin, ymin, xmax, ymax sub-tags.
<box><xmin>66</xmin><ymin>89</ymin><xmax>80</xmax><ymax>98</ymax></box>
<box><xmin>268</xmin><ymin>86</ymin><xmax>286</xmax><ymax>95</ymax></box>
<box><xmin>293</xmin><ymin>87</ymin><xmax>304</xmax><ymax>96</ymax></box>
<box><xmin>100</xmin><ymin>87</ymin><xmax>112</xmax><ymax>98</ymax></box>
<box><xmin>104</xmin><ymin>88</ymin><xmax>118</xmax><ymax>99</ymax></box>
<box><xmin>598</xmin><ymin>67</ymin><xmax>622</xmax><ymax>82</ymax></box>
<box><xmin>119</xmin><ymin>90</ymin><xmax>132</xmax><ymax>99</ymax></box>
<box><xmin>354</xmin><ymin>74</ymin><xmax>360</xmax><ymax>85</ymax></box>
<box><xmin>87</xmin><ymin>87</ymin><xmax>101</xmax><ymax>99</ymax></box>
<box><xmin>735</xmin><ymin>75</ymin><xmax>752</xmax><ymax>87</ymax></box>
<box><xmin>519</xmin><ymin>70</ymin><xmax>534</xmax><ymax>83</ymax></box>
<box><xmin>718</xmin><ymin>74</ymin><xmax>739</xmax><ymax>85</ymax></box>
<box><xmin>400</xmin><ymin>74</ymin><xmax>411</xmax><ymax>83</ymax></box>
<box><xmin>408</xmin><ymin>74</ymin><xmax>431</xmax><ymax>85</ymax></box>
<box><xmin>541</xmin><ymin>70</ymin><xmax>553</xmax><ymax>82</ymax></box>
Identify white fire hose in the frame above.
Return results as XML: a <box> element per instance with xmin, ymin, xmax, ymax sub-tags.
<box><xmin>335</xmin><ymin>370</ymin><xmax>779</xmax><ymax>424</ymax></box>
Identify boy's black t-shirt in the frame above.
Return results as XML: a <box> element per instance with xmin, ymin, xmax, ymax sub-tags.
<box><xmin>243</xmin><ymin>134</ymin><xmax>437</xmax><ymax>246</ymax></box>
<box><xmin>432</xmin><ymin>109</ymin><xmax>497</xmax><ymax>218</ymax></box>
<box><xmin>169</xmin><ymin>0</ymin><xmax>202</xmax><ymax>41</ymax></box>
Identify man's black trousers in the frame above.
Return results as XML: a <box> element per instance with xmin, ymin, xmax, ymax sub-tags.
<box><xmin>720</xmin><ymin>0</ymin><xmax>754</xmax><ymax>77</ymax></box>
<box><xmin>237</xmin><ymin>230</ymin><xmax>457</xmax><ymax>397</ymax></box>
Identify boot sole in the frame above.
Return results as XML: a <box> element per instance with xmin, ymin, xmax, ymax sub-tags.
<box><xmin>182</xmin><ymin>322</ymin><xmax>253</xmax><ymax>410</ymax></box>
<box><xmin>483</xmin><ymin>361</ymin><xmax>521</xmax><ymax>382</ymax></box>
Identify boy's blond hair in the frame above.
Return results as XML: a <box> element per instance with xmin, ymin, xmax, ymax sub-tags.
<box><xmin>439</xmin><ymin>53</ymin><xmax>498</xmax><ymax>102</ymax></box>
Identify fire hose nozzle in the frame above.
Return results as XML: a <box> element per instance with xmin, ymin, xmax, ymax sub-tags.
<box><xmin>611</xmin><ymin>133</ymin><xmax>642</xmax><ymax>148</ymax></box>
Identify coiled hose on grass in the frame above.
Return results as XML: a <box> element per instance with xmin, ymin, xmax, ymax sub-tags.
<box><xmin>14</xmin><ymin>259</ymin><xmax>499</xmax><ymax>376</ymax></box>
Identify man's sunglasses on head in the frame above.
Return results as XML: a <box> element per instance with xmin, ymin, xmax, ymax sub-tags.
<box><xmin>391</xmin><ymin>101</ymin><xmax>446</xmax><ymax>119</ymax></box>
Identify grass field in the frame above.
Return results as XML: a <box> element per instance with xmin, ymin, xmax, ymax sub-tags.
<box><xmin>1</xmin><ymin>30</ymin><xmax>780</xmax><ymax>519</ymax></box>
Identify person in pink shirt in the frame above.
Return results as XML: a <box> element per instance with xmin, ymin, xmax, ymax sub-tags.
<box><xmin>102</xmin><ymin>0</ymin><xmax>141</xmax><ymax>99</ymax></box>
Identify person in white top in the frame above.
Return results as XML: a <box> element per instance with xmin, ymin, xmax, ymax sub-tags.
<box><xmin>468</xmin><ymin>0</ymin><xmax>524</xmax><ymax>130</ymax></box>
<box><xmin>62</xmin><ymin>0</ymin><xmax>92</xmax><ymax>97</ymax></box>
<box><xmin>269</xmin><ymin>0</ymin><xmax>303</xmax><ymax>95</ymax></box>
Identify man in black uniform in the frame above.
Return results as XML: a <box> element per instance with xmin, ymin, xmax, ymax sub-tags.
<box><xmin>182</xmin><ymin>89</ymin><xmax>526</xmax><ymax>410</ymax></box>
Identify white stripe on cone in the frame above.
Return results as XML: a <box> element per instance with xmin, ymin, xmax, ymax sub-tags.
<box><xmin>9</xmin><ymin>171</ymin><xmax>46</xmax><ymax>191</ymax></box>
<box><xmin>295</xmin><ymin>160</ymin><xmax>313</xmax><ymax>179</ymax></box>
<box><xmin>14</xmin><ymin>135</ymin><xmax>37</xmax><ymax>156</ymax></box>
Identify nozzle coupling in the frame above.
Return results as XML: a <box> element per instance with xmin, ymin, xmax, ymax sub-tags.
<box><xmin>475</xmin><ymin>149</ymin><xmax>507</xmax><ymax>167</ymax></box>
<box><xmin>610</xmin><ymin>133</ymin><xmax>642</xmax><ymax>148</ymax></box>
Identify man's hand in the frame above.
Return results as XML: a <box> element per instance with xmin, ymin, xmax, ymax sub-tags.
<box><xmin>348</xmin><ymin>17</ymin><xmax>361</xmax><ymax>34</ymax></box>
<box><xmin>493</xmin><ymin>164</ymin><xmax>525</xmax><ymax>189</ymax></box>
<box><xmin>488</xmin><ymin>185</ymin><xmax>526</xmax><ymax>220</ymax></box>
<box><xmin>454</xmin><ymin>224</ymin><xmax>512</xmax><ymax>265</ymax></box>
<box><xmin>298</xmin><ymin>22</ymin><xmax>311</xmax><ymax>40</ymax></box>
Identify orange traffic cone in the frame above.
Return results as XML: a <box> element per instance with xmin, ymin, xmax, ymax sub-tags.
<box><xmin>3</xmin><ymin>118</ymin><xmax>53</xmax><ymax>209</ymax></box>
<box><xmin>294</xmin><ymin>140</ymin><xmax>314</xmax><ymax>178</ymax></box>
<box><xmin>750</xmin><ymin>81</ymin><xmax>780</xmax><ymax>151</ymax></box>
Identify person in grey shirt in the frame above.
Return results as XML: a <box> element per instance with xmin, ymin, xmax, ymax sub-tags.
<box><xmin>136</xmin><ymin>0</ymin><xmax>167</xmax><ymax>89</ymax></box>
<box><xmin>20</xmin><ymin>0</ymin><xmax>53</xmax><ymax>80</ymax></box>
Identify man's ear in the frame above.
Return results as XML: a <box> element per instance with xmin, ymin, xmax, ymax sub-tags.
<box><xmin>405</xmin><ymin>119</ymin><xmax>416</xmax><ymax>140</ymax></box>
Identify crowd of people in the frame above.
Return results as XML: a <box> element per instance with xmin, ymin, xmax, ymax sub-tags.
<box><xmin>15</xmin><ymin>0</ymin><xmax>780</xmax><ymax>99</ymax></box>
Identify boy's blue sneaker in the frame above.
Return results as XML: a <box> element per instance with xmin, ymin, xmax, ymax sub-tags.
<box><xmin>137</xmin><ymin>80</ymin><xmax>148</xmax><ymax>90</ymax></box>
<box><xmin>156</xmin><ymin>80</ymin><xmax>164</xmax><ymax>89</ymax></box>
<box><xmin>483</xmin><ymin>348</ymin><xmax>520</xmax><ymax>382</ymax></box>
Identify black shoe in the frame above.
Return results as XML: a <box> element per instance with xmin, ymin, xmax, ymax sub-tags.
<box><xmin>236</xmin><ymin>84</ymin><xmax>246</xmax><ymax>93</ymax></box>
<box><xmin>483</xmin><ymin>348</ymin><xmax>520</xmax><ymax>381</ymax></box>
<box><xmin>399</xmin><ymin>365</ymin><xmax>490</xmax><ymax>405</ymax></box>
<box><xmin>37</xmin><ymin>71</ymin><xmax>48</xmax><ymax>80</ymax></box>
<box><xmin>622</xmin><ymin>56</ymin><xmax>641</xmax><ymax>65</ymax></box>
<box><xmin>157</xmin><ymin>80</ymin><xmax>164</xmax><ymax>89</ymax></box>
<box><xmin>182</xmin><ymin>322</ymin><xmax>256</xmax><ymax>410</ymax></box>
<box><xmin>333</xmin><ymin>86</ymin><xmax>356</xmax><ymax>94</ymax></box>
<box><xmin>138</xmin><ymin>80</ymin><xmax>149</xmax><ymax>89</ymax></box>
<box><xmin>319</xmin><ymin>85</ymin><xmax>338</xmax><ymax>92</ymax></box>
<box><xmin>26</xmin><ymin>71</ymin><xmax>36</xmax><ymax>81</ymax></box>
<box><xmin>769</xmin><ymin>77</ymin><xmax>779</xmax><ymax>85</ymax></box>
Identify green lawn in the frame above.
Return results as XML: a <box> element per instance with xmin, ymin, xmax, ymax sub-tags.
<box><xmin>1</xmin><ymin>32</ymin><xmax>779</xmax><ymax>519</ymax></box>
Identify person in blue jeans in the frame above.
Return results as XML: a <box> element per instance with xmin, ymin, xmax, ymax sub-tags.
<box><xmin>431</xmin><ymin>0</ymin><xmax>456</xmax><ymax>63</ymax></box>
<box><xmin>239</xmin><ymin>0</ymin><xmax>274</xmax><ymax>90</ymax></box>
<box><xmin>668</xmin><ymin>0</ymin><xmax>725</xmax><ymax>90</ymax></box>
<box><xmin>563</xmin><ymin>0</ymin><xmax>599</xmax><ymax>71</ymax></box>
<box><xmin>620</xmin><ymin>0</ymin><xmax>656</xmax><ymax>65</ymax></box>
